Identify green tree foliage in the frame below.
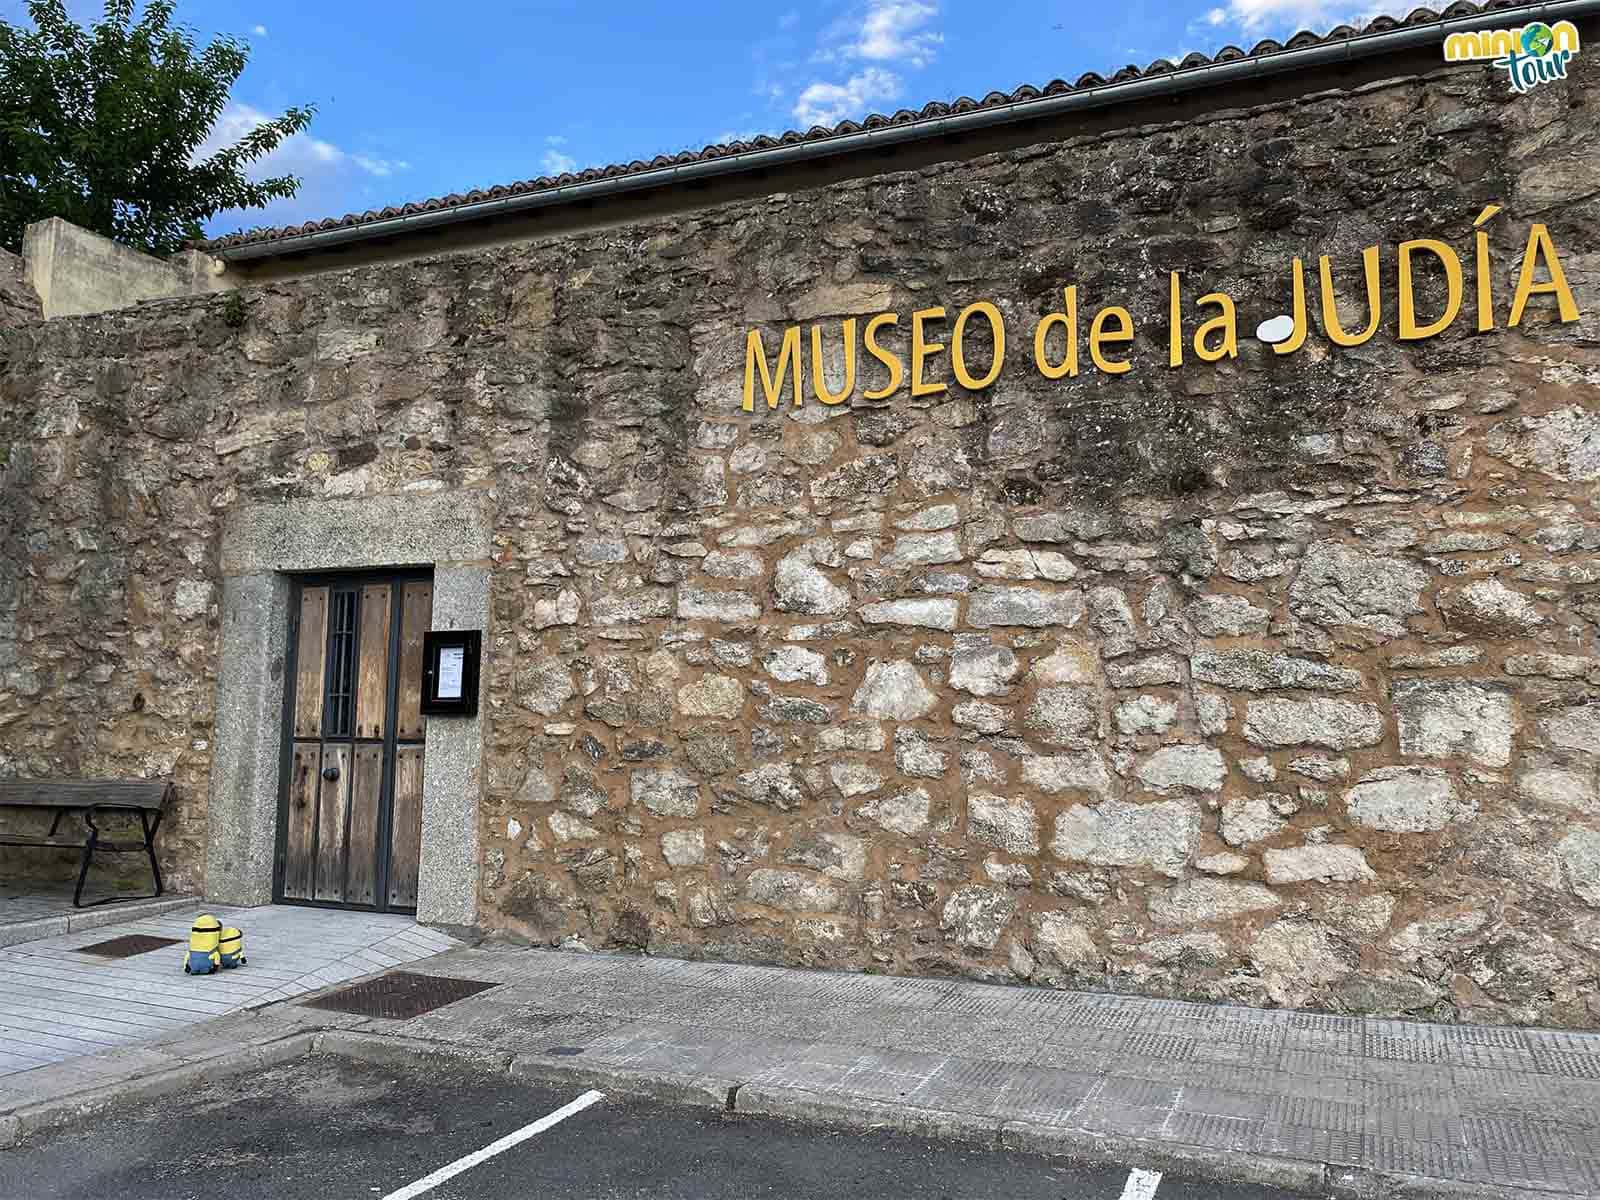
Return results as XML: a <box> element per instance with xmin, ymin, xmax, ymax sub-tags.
<box><xmin>0</xmin><ymin>0</ymin><xmax>314</xmax><ymax>255</ymax></box>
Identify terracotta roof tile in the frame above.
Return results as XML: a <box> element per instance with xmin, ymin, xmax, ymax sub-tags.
<box><xmin>196</xmin><ymin>1</ymin><xmax>1538</xmax><ymax>254</ymax></box>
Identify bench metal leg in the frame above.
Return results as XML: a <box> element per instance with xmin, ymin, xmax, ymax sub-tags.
<box><xmin>72</xmin><ymin>831</ymin><xmax>96</xmax><ymax>909</ymax></box>
<box><xmin>142</xmin><ymin>809</ymin><xmax>164</xmax><ymax>899</ymax></box>
<box><xmin>72</xmin><ymin>809</ymin><xmax>165</xmax><ymax>908</ymax></box>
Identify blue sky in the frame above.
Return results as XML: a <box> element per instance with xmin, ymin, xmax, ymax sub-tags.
<box><xmin>4</xmin><ymin>1</ymin><xmax>1387</xmax><ymax>235</ymax></box>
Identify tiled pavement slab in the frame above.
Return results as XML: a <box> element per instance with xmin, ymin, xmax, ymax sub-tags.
<box><xmin>0</xmin><ymin>903</ymin><xmax>457</xmax><ymax>1079</ymax></box>
<box><xmin>318</xmin><ymin>948</ymin><xmax>1600</xmax><ymax>1197</ymax></box>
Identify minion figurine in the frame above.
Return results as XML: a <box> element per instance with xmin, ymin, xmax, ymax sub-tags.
<box><xmin>183</xmin><ymin>914</ymin><xmax>222</xmax><ymax>975</ymax></box>
<box><xmin>218</xmin><ymin>926</ymin><xmax>246</xmax><ymax>969</ymax></box>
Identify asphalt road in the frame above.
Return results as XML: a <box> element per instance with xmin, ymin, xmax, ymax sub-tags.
<box><xmin>3</xmin><ymin>1053</ymin><xmax>1316</xmax><ymax>1200</ymax></box>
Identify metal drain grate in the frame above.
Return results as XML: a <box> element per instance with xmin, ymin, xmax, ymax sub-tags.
<box><xmin>77</xmin><ymin>934</ymin><xmax>182</xmax><ymax>958</ymax></box>
<box><xmin>300</xmin><ymin>971</ymin><xmax>498</xmax><ymax>1019</ymax></box>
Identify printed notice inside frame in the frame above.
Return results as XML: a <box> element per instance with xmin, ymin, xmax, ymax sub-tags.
<box><xmin>437</xmin><ymin>646</ymin><xmax>465</xmax><ymax>699</ymax></box>
<box><xmin>421</xmin><ymin>630</ymin><xmax>482</xmax><ymax>716</ymax></box>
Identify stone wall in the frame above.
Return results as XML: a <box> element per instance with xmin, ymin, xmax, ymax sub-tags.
<box><xmin>3</xmin><ymin>56</ymin><xmax>1600</xmax><ymax>1024</ymax></box>
<box><xmin>0</xmin><ymin>250</ymin><xmax>47</xmax><ymax>877</ymax></box>
<box><xmin>0</xmin><ymin>249</ymin><xmax>40</xmax><ymax>336</ymax></box>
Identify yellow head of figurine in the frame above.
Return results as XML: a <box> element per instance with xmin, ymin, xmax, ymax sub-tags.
<box><xmin>188</xmin><ymin>914</ymin><xmax>222</xmax><ymax>954</ymax></box>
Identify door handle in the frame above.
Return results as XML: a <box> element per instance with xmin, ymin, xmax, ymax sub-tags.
<box><xmin>322</xmin><ymin>765</ymin><xmax>340</xmax><ymax>782</ymax></box>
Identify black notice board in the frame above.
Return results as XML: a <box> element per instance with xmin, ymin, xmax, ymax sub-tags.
<box><xmin>420</xmin><ymin>630</ymin><xmax>482</xmax><ymax>717</ymax></box>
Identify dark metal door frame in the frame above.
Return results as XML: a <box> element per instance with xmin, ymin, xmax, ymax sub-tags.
<box><xmin>273</xmin><ymin>566</ymin><xmax>432</xmax><ymax>913</ymax></box>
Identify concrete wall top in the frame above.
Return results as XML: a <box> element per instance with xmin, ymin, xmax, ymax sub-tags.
<box><xmin>21</xmin><ymin>218</ymin><xmax>228</xmax><ymax>320</ymax></box>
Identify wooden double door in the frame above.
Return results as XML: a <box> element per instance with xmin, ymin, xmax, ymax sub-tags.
<box><xmin>276</xmin><ymin>572</ymin><xmax>432</xmax><ymax>911</ymax></box>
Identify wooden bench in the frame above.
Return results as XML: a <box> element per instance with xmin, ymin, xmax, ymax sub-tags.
<box><xmin>0</xmin><ymin>780</ymin><xmax>169</xmax><ymax>908</ymax></box>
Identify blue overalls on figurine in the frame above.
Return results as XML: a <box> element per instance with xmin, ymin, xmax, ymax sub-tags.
<box><xmin>183</xmin><ymin>914</ymin><xmax>222</xmax><ymax>975</ymax></box>
<box><xmin>218</xmin><ymin>926</ymin><xmax>246</xmax><ymax>968</ymax></box>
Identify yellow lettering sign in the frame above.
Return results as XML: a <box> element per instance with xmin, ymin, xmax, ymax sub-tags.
<box><xmin>810</xmin><ymin>320</ymin><xmax>856</xmax><ymax>406</ymax></box>
<box><xmin>910</xmin><ymin>307</ymin><xmax>948</xmax><ymax>397</ymax></box>
<box><xmin>1509</xmin><ymin>222</ymin><xmax>1580</xmax><ymax>327</ymax></box>
<box><xmin>1319</xmin><ymin>246</ymin><xmax>1382</xmax><ymax>347</ymax></box>
<box><xmin>951</xmin><ymin>301</ymin><xmax>1005</xmax><ymax>391</ymax></box>
<box><xmin>862</xmin><ymin>312</ymin><xmax>903</xmax><ymax>400</ymax></box>
<box><xmin>1397</xmin><ymin>238</ymin><xmax>1464</xmax><ymax>340</ymax></box>
<box><xmin>1033</xmin><ymin>287</ymin><xmax>1079</xmax><ymax>380</ymax></box>
<box><xmin>734</xmin><ymin>212</ymin><xmax>1579</xmax><ymax>404</ymax></box>
<box><xmin>1089</xmin><ymin>307</ymin><xmax>1133</xmax><ymax>375</ymax></box>
<box><xmin>743</xmin><ymin>326</ymin><xmax>801</xmax><ymax>412</ymax></box>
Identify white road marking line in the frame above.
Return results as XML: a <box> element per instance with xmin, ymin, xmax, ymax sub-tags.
<box><xmin>379</xmin><ymin>1089</ymin><xmax>606</xmax><ymax>1200</ymax></box>
<box><xmin>1119</xmin><ymin>1167</ymin><xmax>1163</xmax><ymax>1200</ymax></box>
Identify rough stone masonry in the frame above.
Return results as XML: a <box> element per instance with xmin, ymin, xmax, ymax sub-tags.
<box><xmin>4</xmin><ymin>51</ymin><xmax>1600</xmax><ymax>1027</ymax></box>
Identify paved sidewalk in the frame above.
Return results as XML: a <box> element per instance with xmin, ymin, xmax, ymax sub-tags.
<box><xmin>6</xmin><ymin>945</ymin><xmax>1600</xmax><ymax>1197</ymax></box>
<box><xmin>331</xmin><ymin>949</ymin><xmax>1600</xmax><ymax>1197</ymax></box>
<box><xmin>0</xmin><ymin>903</ymin><xmax>456</xmax><ymax>1078</ymax></box>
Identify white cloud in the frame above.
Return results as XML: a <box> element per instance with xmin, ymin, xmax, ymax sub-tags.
<box><xmin>545</xmin><ymin>135</ymin><xmax>567</xmax><ymax>146</ymax></box>
<box><xmin>251</xmin><ymin>23</ymin><xmax>267</xmax><ymax>36</ymax></box>
<box><xmin>541</xmin><ymin>148</ymin><xmax>578</xmax><ymax>175</ymax></box>
<box><xmin>785</xmin><ymin>2</ymin><xmax>937</xmax><ymax>129</ymax></box>
<box><xmin>197</xmin><ymin>103</ymin><xmax>404</xmax><ymax>180</ymax></box>
<box><xmin>1210</xmin><ymin>0</ymin><xmax>1379</xmax><ymax>35</ymax></box>
<box><xmin>793</xmin><ymin>66</ymin><xmax>901</xmax><ymax>126</ymax></box>
<box><xmin>197</xmin><ymin>102</ymin><xmax>411</xmax><ymax>232</ymax></box>
<box><xmin>350</xmin><ymin>153</ymin><xmax>409</xmax><ymax>177</ymax></box>
<box><xmin>852</xmin><ymin>0</ymin><xmax>941</xmax><ymax>68</ymax></box>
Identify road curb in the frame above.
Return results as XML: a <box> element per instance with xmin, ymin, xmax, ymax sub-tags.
<box><xmin>508</xmin><ymin>1052</ymin><xmax>731</xmax><ymax>1111</ymax></box>
<box><xmin>314</xmin><ymin>1028</ymin><xmax>514</xmax><ymax>1076</ymax></box>
<box><xmin>0</xmin><ymin>1030</ymin><xmax>317</xmax><ymax>1149</ymax></box>
<box><xmin>319</xmin><ymin>1029</ymin><xmax>733</xmax><ymax>1112</ymax></box>
<box><xmin>731</xmin><ymin>1083</ymin><xmax>1003</xmax><ymax>1147</ymax></box>
<box><xmin>1322</xmin><ymin>1164</ymin><xmax>1559</xmax><ymax>1200</ymax></box>
<box><xmin>726</xmin><ymin>1086</ymin><xmax>1338</xmax><ymax>1194</ymax></box>
<box><xmin>1000</xmin><ymin>1119</ymin><xmax>1328</xmax><ymax>1195</ymax></box>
